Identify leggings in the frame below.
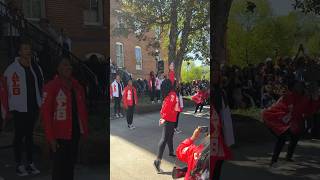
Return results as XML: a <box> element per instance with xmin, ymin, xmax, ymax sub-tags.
<box><xmin>175</xmin><ymin>113</ymin><xmax>180</xmax><ymax>129</ymax></box>
<box><xmin>126</xmin><ymin>106</ymin><xmax>135</xmax><ymax>125</ymax></box>
<box><xmin>157</xmin><ymin>121</ymin><xmax>175</xmax><ymax>160</ymax></box>
<box><xmin>213</xmin><ymin>160</ymin><xmax>224</xmax><ymax>180</ymax></box>
<box><xmin>271</xmin><ymin>129</ymin><xmax>300</xmax><ymax>163</ymax></box>
<box><xmin>195</xmin><ymin>103</ymin><xmax>204</xmax><ymax>113</ymax></box>
<box><xmin>114</xmin><ymin>97</ymin><xmax>121</xmax><ymax>114</ymax></box>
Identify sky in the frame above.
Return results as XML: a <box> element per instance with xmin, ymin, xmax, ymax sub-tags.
<box><xmin>268</xmin><ymin>0</ymin><xmax>295</xmax><ymax>16</ymax></box>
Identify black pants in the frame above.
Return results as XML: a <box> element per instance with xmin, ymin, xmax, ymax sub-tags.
<box><xmin>271</xmin><ymin>130</ymin><xmax>301</xmax><ymax>163</ymax></box>
<box><xmin>52</xmin><ymin>138</ymin><xmax>79</xmax><ymax>180</ymax></box>
<box><xmin>157</xmin><ymin>121</ymin><xmax>175</xmax><ymax>159</ymax></box>
<box><xmin>126</xmin><ymin>105</ymin><xmax>135</xmax><ymax>125</ymax></box>
<box><xmin>150</xmin><ymin>88</ymin><xmax>155</xmax><ymax>102</ymax></box>
<box><xmin>195</xmin><ymin>103</ymin><xmax>204</xmax><ymax>113</ymax></box>
<box><xmin>213</xmin><ymin>160</ymin><xmax>224</xmax><ymax>180</ymax></box>
<box><xmin>175</xmin><ymin>113</ymin><xmax>180</xmax><ymax>129</ymax></box>
<box><xmin>114</xmin><ymin>97</ymin><xmax>121</xmax><ymax>114</ymax></box>
<box><xmin>13</xmin><ymin>111</ymin><xmax>37</xmax><ymax>165</ymax></box>
<box><xmin>156</xmin><ymin>90</ymin><xmax>161</xmax><ymax>101</ymax></box>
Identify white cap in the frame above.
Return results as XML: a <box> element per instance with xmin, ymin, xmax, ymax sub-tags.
<box><xmin>265</xmin><ymin>57</ymin><xmax>272</xmax><ymax>63</ymax></box>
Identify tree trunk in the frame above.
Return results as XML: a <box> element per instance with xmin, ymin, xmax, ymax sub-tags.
<box><xmin>168</xmin><ymin>0</ymin><xmax>179</xmax><ymax>65</ymax></box>
<box><xmin>211</xmin><ymin>0</ymin><xmax>233</xmax><ymax>67</ymax></box>
<box><xmin>175</xmin><ymin>0</ymin><xmax>194</xmax><ymax>81</ymax></box>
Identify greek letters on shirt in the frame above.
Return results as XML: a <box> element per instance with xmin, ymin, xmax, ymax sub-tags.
<box><xmin>127</xmin><ymin>90</ymin><xmax>132</xmax><ymax>100</ymax></box>
<box><xmin>56</xmin><ymin>90</ymin><xmax>67</xmax><ymax>121</ymax></box>
<box><xmin>12</xmin><ymin>72</ymin><xmax>20</xmax><ymax>95</ymax></box>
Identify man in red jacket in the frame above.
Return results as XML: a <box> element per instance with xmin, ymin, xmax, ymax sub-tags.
<box><xmin>41</xmin><ymin>56</ymin><xmax>89</xmax><ymax>180</ymax></box>
<box><xmin>262</xmin><ymin>81</ymin><xmax>320</xmax><ymax>167</ymax></box>
<box><xmin>122</xmin><ymin>79</ymin><xmax>138</xmax><ymax>129</ymax></box>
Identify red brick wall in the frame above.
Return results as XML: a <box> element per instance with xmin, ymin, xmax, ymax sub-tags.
<box><xmin>110</xmin><ymin>0</ymin><xmax>168</xmax><ymax>80</ymax></box>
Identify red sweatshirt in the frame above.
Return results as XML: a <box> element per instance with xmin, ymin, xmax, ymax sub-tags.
<box><xmin>160</xmin><ymin>91</ymin><xmax>181</xmax><ymax>122</ymax></box>
<box><xmin>122</xmin><ymin>86</ymin><xmax>138</xmax><ymax>108</ymax></box>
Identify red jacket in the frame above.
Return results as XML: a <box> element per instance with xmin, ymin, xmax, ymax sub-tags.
<box><xmin>169</xmin><ymin>70</ymin><xmax>175</xmax><ymax>85</ymax></box>
<box><xmin>41</xmin><ymin>76</ymin><xmax>89</xmax><ymax>143</ymax></box>
<box><xmin>176</xmin><ymin>138</ymin><xmax>204</xmax><ymax>180</ymax></box>
<box><xmin>0</xmin><ymin>76</ymin><xmax>8</xmax><ymax>120</ymax></box>
<box><xmin>211</xmin><ymin>106</ymin><xmax>232</xmax><ymax>179</ymax></box>
<box><xmin>191</xmin><ymin>90</ymin><xmax>205</xmax><ymax>104</ymax></box>
<box><xmin>122</xmin><ymin>86</ymin><xmax>138</xmax><ymax>107</ymax></box>
<box><xmin>160</xmin><ymin>91</ymin><xmax>181</xmax><ymax>122</ymax></box>
<box><xmin>262</xmin><ymin>91</ymin><xmax>320</xmax><ymax>135</ymax></box>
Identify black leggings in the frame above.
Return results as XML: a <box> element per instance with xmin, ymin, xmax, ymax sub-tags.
<box><xmin>114</xmin><ymin>97</ymin><xmax>121</xmax><ymax>114</ymax></box>
<box><xmin>13</xmin><ymin>111</ymin><xmax>37</xmax><ymax>165</ymax></box>
<box><xmin>195</xmin><ymin>103</ymin><xmax>204</xmax><ymax>113</ymax></box>
<box><xmin>271</xmin><ymin>129</ymin><xmax>301</xmax><ymax>163</ymax></box>
<box><xmin>213</xmin><ymin>160</ymin><xmax>224</xmax><ymax>180</ymax></box>
<box><xmin>157</xmin><ymin>121</ymin><xmax>175</xmax><ymax>160</ymax></box>
<box><xmin>126</xmin><ymin>106</ymin><xmax>135</xmax><ymax>125</ymax></box>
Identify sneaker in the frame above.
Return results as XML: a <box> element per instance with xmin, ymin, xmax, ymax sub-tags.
<box><xmin>153</xmin><ymin>160</ymin><xmax>163</xmax><ymax>174</ymax></box>
<box><xmin>285</xmin><ymin>158</ymin><xmax>295</xmax><ymax>162</ymax></box>
<box><xmin>115</xmin><ymin>114</ymin><xmax>120</xmax><ymax>118</ymax></box>
<box><xmin>119</xmin><ymin>113</ymin><xmax>124</xmax><ymax>118</ymax></box>
<box><xmin>128</xmin><ymin>124</ymin><xmax>136</xmax><ymax>130</ymax></box>
<box><xmin>157</xmin><ymin>100</ymin><xmax>161</xmax><ymax>103</ymax></box>
<box><xmin>25</xmin><ymin>163</ymin><xmax>40</xmax><ymax>175</ymax></box>
<box><xmin>269</xmin><ymin>162</ymin><xmax>279</xmax><ymax>168</ymax></box>
<box><xmin>169</xmin><ymin>153</ymin><xmax>176</xmax><ymax>157</ymax></box>
<box><xmin>174</xmin><ymin>128</ymin><xmax>182</xmax><ymax>134</ymax></box>
<box><xmin>152</xmin><ymin>101</ymin><xmax>155</xmax><ymax>104</ymax></box>
<box><xmin>16</xmin><ymin>165</ymin><xmax>28</xmax><ymax>177</ymax></box>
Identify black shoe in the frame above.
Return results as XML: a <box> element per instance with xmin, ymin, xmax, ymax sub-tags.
<box><xmin>285</xmin><ymin>157</ymin><xmax>294</xmax><ymax>162</ymax></box>
<box><xmin>169</xmin><ymin>153</ymin><xmax>176</xmax><ymax>157</ymax></box>
<box><xmin>153</xmin><ymin>160</ymin><xmax>163</xmax><ymax>174</ymax></box>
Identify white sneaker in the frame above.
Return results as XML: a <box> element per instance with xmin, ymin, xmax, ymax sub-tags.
<box><xmin>157</xmin><ymin>100</ymin><xmax>161</xmax><ymax>103</ymax></box>
<box><xmin>119</xmin><ymin>113</ymin><xmax>124</xmax><ymax>118</ymax></box>
<box><xmin>128</xmin><ymin>124</ymin><xmax>136</xmax><ymax>130</ymax></box>
<box><xmin>26</xmin><ymin>163</ymin><xmax>40</xmax><ymax>175</ymax></box>
<box><xmin>16</xmin><ymin>165</ymin><xmax>28</xmax><ymax>177</ymax></box>
<box><xmin>174</xmin><ymin>128</ymin><xmax>182</xmax><ymax>134</ymax></box>
<box><xmin>152</xmin><ymin>101</ymin><xmax>155</xmax><ymax>104</ymax></box>
<box><xmin>115</xmin><ymin>114</ymin><xmax>120</xmax><ymax>118</ymax></box>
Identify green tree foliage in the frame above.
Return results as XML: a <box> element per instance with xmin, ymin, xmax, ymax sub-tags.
<box><xmin>227</xmin><ymin>0</ymin><xmax>320</xmax><ymax>67</ymax></box>
<box><xmin>113</xmin><ymin>0</ymin><xmax>209</xmax><ymax>79</ymax></box>
<box><xmin>181</xmin><ymin>61</ymin><xmax>209</xmax><ymax>82</ymax></box>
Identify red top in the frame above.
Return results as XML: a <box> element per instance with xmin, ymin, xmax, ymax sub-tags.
<box><xmin>210</xmin><ymin>106</ymin><xmax>232</xmax><ymax>179</ymax></box>
<box><xmin>160</xmin><ymin>91</ymin><xmax>181</xmax><ymax>122</ymax></box>
<box><xmin>262</xmin><ymin>91</ymin><xmax>320</xmax><ymax>135</ymax></box>
<box><xmin>169</xmin><ymin>70</ymin><xmax>175</xmax><ymax>85</ymax></box>
<box><xmin>41</xmin><ymin>76</ymin><xmax>89</xmax><ymax>143</ymax></box>
<box><xmin>122</xmin><ymin>86</ymin><xmax>138</xmax><ymax>107</ymax></box>
<box><xmin>176</xmin><ymin>138</ymin><xmax>204</xmax><ymax>180</ymax></box>
<box><xmin>191</xmin><ymin>90</ymin><xmax>206</xmax><ymax>104</ymax></box>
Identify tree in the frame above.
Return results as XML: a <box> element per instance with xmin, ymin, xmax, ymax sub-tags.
<box><xmin>114</xmin><ymin>0</ymin><xmax>209</xmax><ymax>80</ymax></box>
<box><xmin>293</xmin><ymin>0</ymin><xmax>320</xmax><ymax>14</ymax></box>
<box><xmin>181</xmin><ymin>61</ymin><xmax>209</xmax><ymax>82</ymax></box>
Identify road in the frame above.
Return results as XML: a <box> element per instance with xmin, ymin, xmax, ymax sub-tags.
<box><xmin>110</xmin><ymin>107</ymin><xmax>210</xmax><ymax>180</ymax></box>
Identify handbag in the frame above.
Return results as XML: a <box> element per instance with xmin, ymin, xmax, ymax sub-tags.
<box><xmin>172</xmin><ymin>158</ymin><xmax>188</xmax><ymax>179</ymax></box>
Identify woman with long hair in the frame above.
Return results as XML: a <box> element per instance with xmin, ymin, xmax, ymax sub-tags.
<box><xmin>153</xmin><ymin>79</ymin><xmax>181</xmax><ymax>173</ymax></box>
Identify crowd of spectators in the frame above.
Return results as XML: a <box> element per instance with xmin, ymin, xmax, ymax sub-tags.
<box><xmin>221</xmin><ymin>56</ymin><xmax>320</xmax><ymax>110</ymax></box>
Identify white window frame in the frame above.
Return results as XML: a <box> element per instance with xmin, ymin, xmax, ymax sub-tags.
<box><xmin>135</xmin><ymin>46</ymin><xmax>142</xmax><ymax>70</ymax></box>
<box><xmin>83</xmin><ymin>0</ymin><xmax>104</xmax><ymax>26</ymax></box>
<box><xmin>22</xmin><ymin>0</ymin><xmax>46</xmax><ymax>21</ymax></box>
<box><xmin>116</xmin><ymin>42</ymin><xmax>124</xmax><ymax>68</ymax></box>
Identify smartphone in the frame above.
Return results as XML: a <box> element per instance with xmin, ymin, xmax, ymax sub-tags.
<box><xmin>199</xmin><ymin>126</ymin><xmax>209</xmax><ymax>133</ymax></box>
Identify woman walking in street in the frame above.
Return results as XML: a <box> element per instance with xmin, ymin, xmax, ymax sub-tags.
<box><xmin>153</xmin><ymin>79</ymin><xmax>181</xmax><ymax>173</ymax></box>
<box><xmin>174</xmin><ymin>82</ymin><xmax>183</xmax><ymax>134</ymax></box>
<box><xmin>122</xmin><ymin>79</ymin><xmax>138</xmax><ymax>130</ymax></box>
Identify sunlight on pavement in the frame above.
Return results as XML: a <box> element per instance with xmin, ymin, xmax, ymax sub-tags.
<box><xmin>110</xmin><ymin>135</ymin><xmax>182</xmax><ymax>180</ymax></box>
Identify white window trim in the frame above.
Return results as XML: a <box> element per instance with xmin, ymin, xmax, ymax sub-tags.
<box><xmin>83</xmin><ymin>0</ymin><xmax>104</xmax><ymax>26</ymax></box>
<box><xmin>23</xmin><ymin>0</ymin><xmax>46</xmax><ymax>21</ymax></box>
<box><xmin>116</xmin><ymin>42</ymin><xmax>124</xmax><ymax>68</ymax></box>
<box><xmin>135</xmin><ymin>46</ymin><xmax>142</xmax><ymax>70</ymax></box>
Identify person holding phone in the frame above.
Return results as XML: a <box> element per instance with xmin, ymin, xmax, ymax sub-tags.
<box><xmin>153</xmin><ymin>78</ymin><xmax>181</xmax><ymax>173</ymax></box>
<box><xmin>41</xmin><ymin>56</ymin><xmax>89</xmax><ymax>180</ymax></box>
<box><xmin>175</xmin><ymin>127</ymin><xmax>210</xmax><ymax>180</ymax></box>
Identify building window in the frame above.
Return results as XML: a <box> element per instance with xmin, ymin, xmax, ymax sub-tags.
<box><xmin>116</xmin><ymin>16</ymin><xmax>125</xmax><ymax>29</ymax></box>
<box><xmin>83</xmin><ymin>0</ymin><xmax>104</xmax><ymax>26</ymax></box>
<box><xmin>22</xmin><ymin>0</ymin><xmax>45</xmax><ymax>21</ymax></box>
<box><xmin>116</xmin><ymin>42</ymin><xmax>124</xmax><ymax>68</ymax></box>
<box><xmin>135</xmin><ymin>46</ymin><xmax>142</xmax><ymax>70</ymax></box>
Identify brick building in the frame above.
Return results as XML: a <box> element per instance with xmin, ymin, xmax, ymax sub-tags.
<box><xmin>110</xmin><ymin>0</ymin><xmax>168</xmax><ymax>80</ymax></box>
<box><xmin>8</xmin><ymin>0</ymin><xmax>109</xmax><ymax>62</ymax></box>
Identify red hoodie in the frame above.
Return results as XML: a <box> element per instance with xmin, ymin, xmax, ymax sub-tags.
<box><xmin>41</xmin><ymin>76</ymin><xmax>89</xmax><ymax>143</ymax></box>
<box><xmin>191</xmin><ymin>90</ymin><xmax>205</xmax><ymax>104</ymax></box>
<box><xmin>262</xmin><ymin>91</ymin><xmax>320</xmax><ymax>135</ymax></box>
